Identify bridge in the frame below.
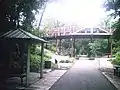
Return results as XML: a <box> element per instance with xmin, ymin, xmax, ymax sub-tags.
<box><xmin>44</xmin><ymin>26</ymin><xmax>112</xmax><ymax>40</ymax></box>
<box><xmin>43</xmin><ymin>26</ymin><xmax>113</xmax><ymax>57</ymax></box>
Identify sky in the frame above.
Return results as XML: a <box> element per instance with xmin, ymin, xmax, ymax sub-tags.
<box><xmin>36</xmin><ymin>0</ymin><xmax>107</xmax><ymax>27</ymax></box>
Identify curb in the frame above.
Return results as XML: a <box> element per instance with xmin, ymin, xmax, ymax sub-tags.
<box><xmin>101</xmin><ymin>72</ymin><xmax>120</xmax><ymax>90</ymax></box>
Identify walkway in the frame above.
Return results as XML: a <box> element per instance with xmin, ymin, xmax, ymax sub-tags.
<box><xmin>49</xmin><ymin>60</ymin><xmax>117</xmax><ymax>90</ymax></box>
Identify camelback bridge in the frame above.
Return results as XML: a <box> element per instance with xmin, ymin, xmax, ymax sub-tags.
<box><xmin>43</xmin><ymin>26</ymin><xmax>113</xmax><ymax>57</ymax></box>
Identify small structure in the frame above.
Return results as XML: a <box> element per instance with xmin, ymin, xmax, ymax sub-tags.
<box><xmin>0</xmin><ymin>29</ymin><xmax>47</xmax><ymax>86</ymax></box>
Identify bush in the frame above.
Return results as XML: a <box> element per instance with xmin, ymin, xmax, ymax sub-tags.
<box><xmin>30</xmin><ymin>54</ymin><xmax>41</xmax><ymax>72</ymax></box>
<box><xmin>111</xmin><ymin>52</ymin><xmax>120</xmax><ymax>65</ymax></box>
<box><xmin>59</xmin><ymin>60</ymin><xmax>65</xmax><ymax>63</ymax></box>
<box><xmin>47</xmin><ymin>45</ymin><xmax>56</xmax><ymax>52</ymax></box>
<box><xmin>65</xmin><ymin>60</ymin><xmax>71</xmax><ymax>63</ymax></box>
<box><xmin>59</xmin><ymin>60</ymin><xmax>72</xmax><ymax>63</ymax></box>
<box><xmin>30</xmin><ymin>52</ymin><xmax>52</xmax><ymax>72</ymax></box>
<box><xmin>44</xmin><ymin>52</ymin><xmax>52</xmax><ymax>60</ymax></box>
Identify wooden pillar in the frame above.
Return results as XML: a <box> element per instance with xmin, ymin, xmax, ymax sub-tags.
<box><xmin>56</xmin><ymin>39</ymin><xmax>62</xmax><ymax>55</ymax></box>
<box><xmin>108</xmin><ymin>38</ymin><xmax>110</xmax><ymax>58</ymax></box>
<box><xmin>110</xmin><ymin>36</ymin><xmax>113</xmax><ymax>58</ymax></box>
<box><xmin>58</xmin><ymin>33</ymin><xmax>62</xmax><ymax>55</ymax></box>
<box><xmin>108</xmin><ymin>36</ymin><xmax>113</xmax><ymax>58</ymax></box>
<box><xmin>26</xmin><ymin>43</ymin><xmax>30</xmax><ymax>86</ymax></box>
<box><xmin>56</xmin><ymin>39</ymin><xmax>58</xmax><ymax>53</ymax></box>
<box><xmin>90</xmin><ymin>35</ymin><xmax>93</xmax><ymax>43</ymax></box>
<box><xmin>45</xmin><ymin>43</ymin><xmax>47</xmax><ymax>49</ymax></box>
<box><xmin>59</xmin><ymin>39</ymin><xmax>62</xmax><ymax>55</ymax></box>
<box><xmin>40</xmin><ymin>43</ymin><xmax>44</xmax><ymax>78</ymax></box>
<box><xmin>73</xmin><ymin>38</ymin><xmax>75</xmax><ymax>57</ymax></box>
<box><xmin>71</xmin><ymin>37</ymin><xmax>75</xmax><ymax>57</ymax></box>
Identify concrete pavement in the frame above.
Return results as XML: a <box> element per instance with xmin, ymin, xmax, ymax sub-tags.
<box><xmin>49</xmin><ymin>60</ymin><xmax>117</xmax><ymax>90</ymax></box>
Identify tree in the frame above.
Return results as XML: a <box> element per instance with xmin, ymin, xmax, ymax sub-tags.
<box><xmin>88</xmin><ymin>40</ymin><xmax>108</xmax><ymax>57</ymax></box>
<box><xmin>104</xmin><ymin>0</ymin><xmax>120</xmax><ymax>55</ymax></box>
<box><xmin>0</xmin><ymin>0</ymin><xmax>47</xmax><ymax>33</ymax></box>
<box><xmin>98</xmin><ymin>16</ymin><xmax>114</xmax><ymax>29</ymax></box>
<box><xmin>104</xmin><ymin>0</ymin><xmax>120</xmax><ymax>40</ymax></box>
<box><xmin>104</xmin><ymin>0</ymin><xmax>120</xmax><ymax>18</ymax></box>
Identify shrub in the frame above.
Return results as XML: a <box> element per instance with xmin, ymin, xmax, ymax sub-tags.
<box><xmin>30</xmin><ymin>51</ymin><xmax>52</xmax><ymax>72</ymax></box>
<box><xmin>66</xmin><ymin>60</ymin><xmax>70</xmax><ymax>63</ymax></box>
<box><xmin>111</xmin><ymin>52</ymin><xmax>120</xmax><ymax>65</ymax></box>
<box><xmin>30</xmin><ymin>54</ymin><xmax>41</xmax><ymax>72</ymax></box>
<box><xmin>60</xmin><ymin>60</ymin><xmax>65</xmax><ymax>63</ymax></box>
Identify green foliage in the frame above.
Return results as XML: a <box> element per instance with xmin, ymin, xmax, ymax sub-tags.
<box><xmin>47</xmin><ymin>45</ymin><xmax>56</xmax><ymax>52</ymax></box>
<box><xmin>104</xmin><ymin>0</ymin><xmax>120</xmax><ymax>41</ymax></box>
<box><xmin>30</xmin><ymin>28</ymin><xmax>47</xmax><ymax>37</ymax></box>
<box><xmin>104</xmin><ymin>0</ymin><xmax>120</xmax><ymax>18</ymax></box>
<box><xmin>112</xmin><ymin>21</ymin><xmax>120</xmax><ymax>41</ymax></box>
<box><xmin>59</xmin><ymin>60</ymin><xmax>65</xmax><ymax>63</ymax></box>
<box><xmin>44</xmin><ymin>52</ymin><xmax>52</xmax><ymax>60</ymax></box>
<box><xmin>59</xmin><ymin>60</ymin><xmax>72</xmax><ymax>63</ymax></box>
<box><xmin>88</xmin><ymin>40</ymin><xmax>108</xmax><ymax>57</ymax></box>
<box><xmin>30</xmin><ymin>44</ymin><xmax>37</xmax><ymax>54</ymax></box>
<box><xmin>112</xmin><ymin>52</ymin><xmax>120</xmax><ymax>65</ymax></box>
<box><xmin>88</xmin><ymin>42</ymin><xmax>97</xmax><ymax>57</ymax></box>
<box><xmin>112</xmin><ymin>40</ymin><xmax>120</xmax><ymax>54</ymax></box>
<box><xmin>30</xmin><ymin>45</ymin><xmax>53</xmax><ymax>71</ymax></box>
<box><xmin>75</xmin><ymin>40</ymin><xmax>89</xmax><ymax>55</ymax></box>
<box><xmin>0</xmin><ymin>0</ymin><xmax>46</xmax><ymax>32</ymax></box>
<box><xmin>61</xmin><ymin>39</ymin><xmax>108</xmax><ymax>56</ymax></box>
<box><xmin>30</xmin><ymin>54</ymin><xmax>41</xmax><ymax>72</ymax></box>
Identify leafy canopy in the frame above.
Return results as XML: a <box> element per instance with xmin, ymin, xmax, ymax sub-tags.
<box><xmin>0</xmin><ymin>0</ymin><xmax>46</xmax><ymax>33</ymax></box>
<box><xmin>104</xmin><ymin>0</ymin><xmax>120</xmax><ymax>41</ymax></box>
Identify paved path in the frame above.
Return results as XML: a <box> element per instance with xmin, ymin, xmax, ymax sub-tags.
<box><xmin>49</xmin><ymin>60</ymin><xmax>117</xmax><ymax>90</ymax></box>
<box><xmin>27</xmin><ymin>70</ymin><xmax>67</xmax><ymax>90</ymax></box>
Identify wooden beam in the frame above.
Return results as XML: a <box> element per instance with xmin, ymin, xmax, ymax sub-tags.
<box><xmin>40</xmin><ymin>43</ymin><xmax>44</xmax><ymax>78</ymax></box>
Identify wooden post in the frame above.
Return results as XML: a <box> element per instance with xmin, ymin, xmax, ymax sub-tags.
<box><xmin>110</xmin><ymin>36</ymin><xmax>113</xmax><ymax>58</ymax></box>
<box><xmin>56</xmin><ymin>39</ymin><xmax>62</xmax><ymax>55</ymax></box>
<box><xmin>90</xmin><ymin>35</ymin><xmax>93</xmax><ymax>43</ymax></box>
<box><xmin>71</xmin><ymin>37</ymin><xmax>75</xmax><ymax>57</ymax></box>
<box><xmin>26</xmin><ymin>44</ymin><xmax>30</xmax><ymax>86</ymax></box>
<box><xmin>56</xmin><ymin>39</ymin><xmax>58</xmax><ymax>54</ymax></box>
<box><xmin>40</xmin><ymin>43</ymin><xmax>44</xmax><ymax>78</ymax></box>
<box><xmin>45</xmin><ymin>43</ymin><xmax>47</xmax><ymax>49</ymax></box>
<box><xmin>59</xmin><ymin>39</ymin><xmax>62</xmax><ymax>55</ymax></box>
<box><xmin>108</xmin><ymin>38</ymin><xmax>110</xmax><ymax>58</ymax></box>
<box><xmin>73</xmin><ymin>38</ymin><xmax>75</xmax><ymax>57</ymax></box>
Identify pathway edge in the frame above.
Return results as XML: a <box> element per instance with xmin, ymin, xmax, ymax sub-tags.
<box><xmin>101</xmin><ymin>72</ymin><xmax>120</xmax><ymax>90</ymax></box>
